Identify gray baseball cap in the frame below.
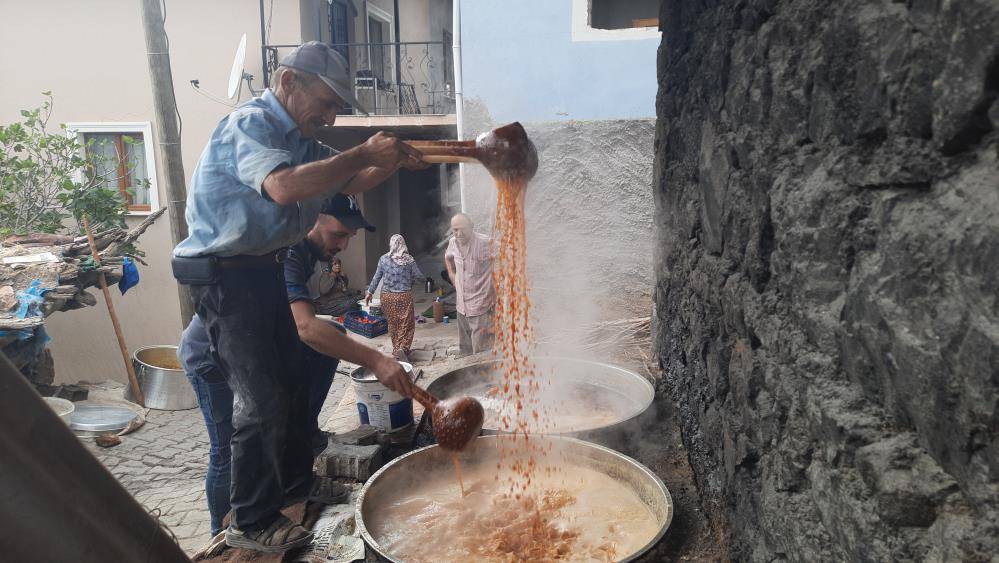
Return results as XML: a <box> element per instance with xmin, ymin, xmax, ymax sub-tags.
<box><xmin>280</xmin><ymin>41</ymin><xmax>368</xmax><ymax>116</ymax></box>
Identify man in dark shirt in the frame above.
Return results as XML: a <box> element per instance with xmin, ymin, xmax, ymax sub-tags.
<box><xmin>179</xmin><ymin>194</ymin><xmax>392</xmax><ymax>541</ymax></box>
<box><xmin>282</xmin><ymin>194</ymin><xmax>379</xmax><ymax>451</ymax></box>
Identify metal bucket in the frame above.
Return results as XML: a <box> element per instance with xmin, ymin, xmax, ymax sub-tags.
<box><xmin>426</xmin><ymin>356</ymin><xmax>656</xmax><ymax>451</ymax></box>
<box><xmin>356</xmin><ymin>435</ymin><xmax>674</xmax><ymax>562</ymax></box>
<box><xmin>350</xmin><ymin>362</ymin><xmax>414</xmax><ymax>432</ymax></box>
<box><xmin>125</xmin><ymin>345</ymin><xmax>197</xmax><ymax>410</ymax></box>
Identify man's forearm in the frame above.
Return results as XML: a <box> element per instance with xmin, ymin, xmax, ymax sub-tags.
<box><xmin>301</xmin><ymin>316</ymin><xmax>386</xmax><ymax>368</ymax></box>
<box><xmin>262</xmin><ymin>145</ymin><xmax>369</xmax><ymax>205</ymax></box>
<box><xmin>341</xmin><ymin>165</ymin><xmax>396</xmax><ymax>195</ymax></box>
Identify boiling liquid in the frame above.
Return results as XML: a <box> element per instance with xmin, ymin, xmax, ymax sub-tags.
<box><xmin>369</xmin><ymin>462</ymin><xmax>660</xmax><ymax>562</ymax></box>
<box><xmin>479</xmin><ymin>396</ymin><xmax>624</xmax><ymax>434</ymax></box>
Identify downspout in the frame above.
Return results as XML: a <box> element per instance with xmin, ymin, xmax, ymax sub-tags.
<box><xmin>453</xmin><ymin>0</ymin><xmax>467</xmax><ymax>212</ymax></box>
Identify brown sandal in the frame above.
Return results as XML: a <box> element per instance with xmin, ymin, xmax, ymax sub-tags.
<box><xmin>225</xmin><ymin>514</ymin><xmax>313</xmax><ymax>553</ymax></box>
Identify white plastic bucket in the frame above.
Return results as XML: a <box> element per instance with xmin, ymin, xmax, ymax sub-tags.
<box><xmin>351</xmin><ymin>362</ymin><xmax>414</xmax><ymax>433</ymax></box>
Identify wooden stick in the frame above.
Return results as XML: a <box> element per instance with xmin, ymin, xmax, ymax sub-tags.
<box><xmin>82</xmin><ymin>216</ymin><xmax>145</xmax><ymax>407</ymax></box>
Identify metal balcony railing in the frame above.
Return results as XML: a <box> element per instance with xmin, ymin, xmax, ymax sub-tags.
<box><xmin>262</xmin><ymin>41</ymin><xmax>456</xmax><ymax>116</ymax></box>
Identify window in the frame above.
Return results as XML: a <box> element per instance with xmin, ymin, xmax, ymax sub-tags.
<box><xmin>365</xmin><ymin>4</ymin><xmax>394</xmax><ymax>88</ymax></box>
<box><xmin>590</xmin><ymin>0</ymin><xmax>658</xmax><ymax>30</ymax></box>
<box><xmin>67</xmin><ymin>122</ymin><xmax>159</xmax><ymax>214</ymax></box>
<box><xmin>329</xmin><ymin>0</ymin><xmax>350</xmax><ymax>60</ymax></box>
<box><xmin>571</xmin><ymin>0</ymin><xmax>661</xmax><ymax>42</ymax></box>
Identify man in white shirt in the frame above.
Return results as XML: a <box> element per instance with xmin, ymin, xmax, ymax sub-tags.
<box><xmin>444</xmin><ymin>213</ymin><xmax>496</xmax><ymax>356</ymax></box>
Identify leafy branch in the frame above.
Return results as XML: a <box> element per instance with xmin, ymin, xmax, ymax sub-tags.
<box><xmin>0</xmin><ymin>93</ymin><xmax>145</xmax><ymax>242</ymax></box>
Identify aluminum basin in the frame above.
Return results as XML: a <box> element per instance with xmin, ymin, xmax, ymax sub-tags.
<box><xmin>426</xmin><ymin>356</ymin><xmax>655</xmax><ymax>448</ymax></box>
<box><xmin>356</xmin><ymin>435</ymin><xmax>673</xmax><ymax>563</ymax></box>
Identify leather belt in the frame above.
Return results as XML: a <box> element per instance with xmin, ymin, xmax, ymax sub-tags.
<box><xmin>216</xmin><ymin>248</ymin><xmax>288</xmax><ymax>270</ymax></box>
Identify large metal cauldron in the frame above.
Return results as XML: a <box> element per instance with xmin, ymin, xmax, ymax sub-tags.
<box><xmin>356</xmin><ymin>435</ymin><xmax>673</xmax><ymax>562</ymax></box>
<box><xmin>426</xmin><ymin>356</ymin><xmax>655</xmax><ymax>451</ymax></box>
<box><xmin>124</xmin><ymin>345</ymin><xmax>197</xmax><ymax>410</ymax></box>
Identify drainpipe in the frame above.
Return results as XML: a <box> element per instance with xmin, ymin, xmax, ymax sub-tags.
<box><xmin>453</xmin><ymin>0</ymin><xmax>467</xmax><ymax>212</ymax></box>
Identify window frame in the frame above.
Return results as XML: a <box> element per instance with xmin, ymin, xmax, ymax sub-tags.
<box><xmin>571</xmin><ymin>0</ymin><xmax>662</xmax><ymax>42</ymax></box>
<box><xmin>65</xmin><ymin>121</ymin><xmax>160</xmax><ymax>216</ymax></box>
<box><xmin>365</xmin><ymin>3</ymin><xmax>396</xmax><ymax>88</ymax></box>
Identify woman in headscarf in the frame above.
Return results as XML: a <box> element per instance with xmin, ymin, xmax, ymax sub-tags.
<box><xmin>366</xmin><ymin>234</ymin><xmax>425</xmax><ymax>361</ymax></box>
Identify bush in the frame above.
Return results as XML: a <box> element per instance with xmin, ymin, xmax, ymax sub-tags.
<box><xmin>0</xmin><ymin>93</ymin><xmax>141</xmax><ymax>238</ymax></box>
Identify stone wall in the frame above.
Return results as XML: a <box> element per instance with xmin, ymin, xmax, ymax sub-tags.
<box><xmin>653</xmin><ymin>0</ymin><xmax>999</xmax><ymax>560</ymax></box>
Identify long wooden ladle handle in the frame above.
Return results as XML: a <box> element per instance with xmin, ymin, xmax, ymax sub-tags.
<box><xmin>410</xmin><ymin>385</ymin><xmax>439</xmax><ymax>411</ymax></box>
<box><xmin>403</xmin><ymin>140</ymin><xmax>480</xmax><ymax>164</ymax></box>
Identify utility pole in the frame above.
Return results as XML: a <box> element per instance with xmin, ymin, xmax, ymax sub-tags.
<box><xmin>139</xmin><ymin>0</ymin><xmax>195</xmax><ymax>327</ymax></box>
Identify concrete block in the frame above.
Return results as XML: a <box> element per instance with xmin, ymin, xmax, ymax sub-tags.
<box><xmin>408</xmin><ymin>348</ymin><xmax>436</xmax><ymax>363</ymax></box>
<box><xmin>331</xmin><ymin>424</ymin><xmax>381</xmax><ymax>446</ymax></box>
<box><xmin>317</xmin><ymin>443</ymin><xmax>386</xmax><ymax>481</ymax></box>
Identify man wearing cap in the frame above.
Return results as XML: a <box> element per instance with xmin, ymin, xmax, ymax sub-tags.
<box><xmin>179</xmin><ymin>195</ymin><xmax>389</xmax><ymax>544</ymax></box>
<box><xmin>172</xmin><ymin>42</ymin><xmax>422</xmax><ymax>552</ymax></box>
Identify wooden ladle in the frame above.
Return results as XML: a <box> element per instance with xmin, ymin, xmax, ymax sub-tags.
<box><xmin>411</xmin><ymin>386</ymin><xmax>484</xmax><ymax>452</ymax></box>
<box><xmin>405</xmin><ymin>122</ymin><xmax>539</xmax><ymax>182</ymax></box>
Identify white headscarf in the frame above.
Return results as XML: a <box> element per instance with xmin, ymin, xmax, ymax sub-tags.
<box><xmin>388</xmin><ymin>234</ymin><xmax>415</xmax><ymax>265</ymax></box>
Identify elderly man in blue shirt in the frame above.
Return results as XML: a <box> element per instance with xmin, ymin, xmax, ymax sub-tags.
<box><xmin>172</xmin><ymin>42</ymin><xmax>421</xmax><ymax>553</ymax></box>
<box><xmin>180</xmin><ymin>194</ymin><xmax>390</xmax><ymax>543</ymax></box>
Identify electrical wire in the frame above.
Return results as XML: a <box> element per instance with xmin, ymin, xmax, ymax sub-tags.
<box><xmin>190</xmin><ymin>82</ymin><xmax>237</xmax><ymax>108</ymax></box>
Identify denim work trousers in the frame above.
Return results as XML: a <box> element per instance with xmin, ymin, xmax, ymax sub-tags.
<box><xmin>190</xmin><ymin>266</ymin><xmax>312</xmax><ymax>531</ymax></box>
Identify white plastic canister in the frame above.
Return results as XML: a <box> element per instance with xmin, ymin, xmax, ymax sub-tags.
<box><xmin>350</xmin><ymin>361</ymin><xmax>414</xmax><ymax>432</ymax></box>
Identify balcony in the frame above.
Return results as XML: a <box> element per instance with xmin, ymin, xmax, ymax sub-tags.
<box><xmin>263</xmin><ymin>41</ymin><xmax>456</xmax><ymax>117</ymax></box>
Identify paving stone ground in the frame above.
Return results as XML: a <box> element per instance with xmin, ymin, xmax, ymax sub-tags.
<box><xmin>85</xmin><ymin>321</ymin><xmax>458</xmax><ymax>556</ymax></box>
<box><xmin>84</xmin><ymin>376</ymin><xmax>351</xmax><ymax>555</ymax></box>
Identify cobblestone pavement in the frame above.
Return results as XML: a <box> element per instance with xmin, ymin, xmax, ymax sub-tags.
<box><xmin>84</xmin><ymin>324</ymin><xmax>457</xmax><ymax>556</ymax></box>
<box><xmin>85</xmin><ymin>376</ymin><xmax>350</xmax><ymax>556</ymax></box>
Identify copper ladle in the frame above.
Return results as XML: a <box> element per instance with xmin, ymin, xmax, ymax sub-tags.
<box><xmin>405</xmin><ymin>122</ymin><xmax>539</xmax><ymax>182</ymax></box>
<box><xmin>411</xmin><ymin>386</ymin><xmax>484</xmax><ymax>452</ymax></box>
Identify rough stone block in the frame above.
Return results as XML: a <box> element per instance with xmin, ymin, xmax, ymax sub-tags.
<box><xmin>317</xmin><ymin>443</ymin><xmax>385</xmax><ymax>481</ymax></box>
<box><xmin>55</xmin><ymin>384</ymin><xmax>89</xmax><ymax>402</ymax></box>
<box><xmin>408</xmin><ymin>348</ymin><xmax>436</xmax><ymax>363</ymax></box>
<box><xmin>856</xmin><ymin>435</ymin><xmax>959</xmax><ymax>527</ymax></box>
<box><xmin>331</xmin><ymin>424</ymin><xmax>381</xmax><ymax>446</ymax></box>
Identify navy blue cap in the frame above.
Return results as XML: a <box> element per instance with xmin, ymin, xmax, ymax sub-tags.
<box><xmin>321</xmin><ymin>194</ymin><xmax>375</xmax><ymax>232</ymax></box>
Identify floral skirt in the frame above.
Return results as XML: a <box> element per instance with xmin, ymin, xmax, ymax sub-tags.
<box><xmin>379</xmin><ymin>291</ymin><xmax>415</xmax><ymax>355</ymax></box>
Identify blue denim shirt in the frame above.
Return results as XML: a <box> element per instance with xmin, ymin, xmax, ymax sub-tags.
<box><xmin>173</xmin><ymin>90</ymin><xmax>337</xmax><ymax>258</ymax></box>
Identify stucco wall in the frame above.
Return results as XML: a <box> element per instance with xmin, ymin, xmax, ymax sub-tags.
<box><xmin>460</xmin><ymin>0</ymin><xmax>659</xmax><ymax>123</ymax></box>
<box><xmin>0</xmin><ymin>0</ymin><xmax>304</xmax><ymax>384</ymax></box>
<box><xmin>459</xmin><ymin>0</ymin><xmax>660</xmax><ymax>331</ymax></box>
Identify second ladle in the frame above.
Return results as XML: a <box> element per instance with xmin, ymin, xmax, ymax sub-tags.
<box><xmin>410</xmin><ymin>385</ymin><xmax>484</xmax><ymax>452</ymax></box>
<box><xmin>405</xmin><ymin>122</ymin><xmax>539</xmax><ymax>182</ymax></box>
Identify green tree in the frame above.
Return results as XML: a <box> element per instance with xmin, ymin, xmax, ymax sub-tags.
<box><xmin>0</xmin><ymin>93</ymin><xmax>144</xmax><ymax>238</ymax></box>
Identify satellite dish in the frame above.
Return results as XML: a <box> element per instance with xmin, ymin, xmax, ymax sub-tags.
<box><xmin>227</xmin><ymin>33</ymin><xmax>248</xmax><ymax>99</ymax></box>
